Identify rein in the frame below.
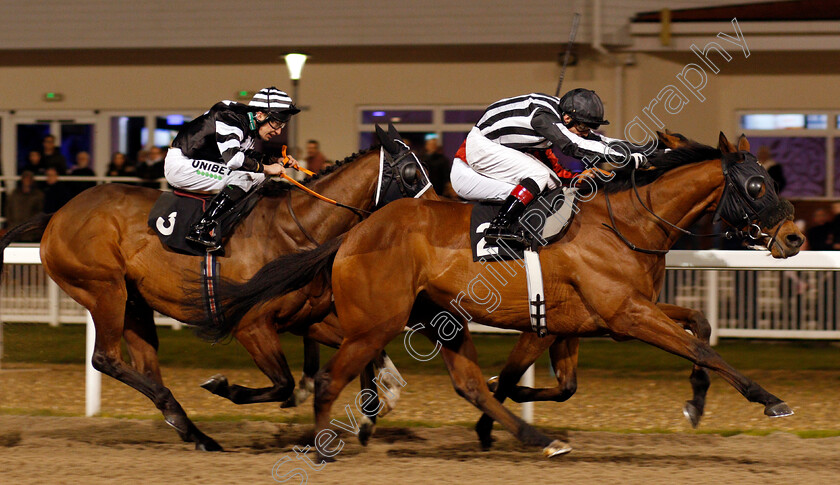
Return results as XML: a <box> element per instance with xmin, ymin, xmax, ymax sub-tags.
<box><xmin>602</xmin><ymin>164</ymin><xmax>783</xmax><ymax>255</ymax></box>
<box><xmin>286</xmin><ymin>194</ymin><xmax>320</xmax><ymax>246</ymax></box>
<box><xmin>281</xmin><ymin>174</ymin><xmax>372</xmax><ymax>219</ymax></box>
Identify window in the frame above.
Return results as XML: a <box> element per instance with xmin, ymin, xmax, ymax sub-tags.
<box><xmin>739</xmin><ymin>111</ymin><xmax>840</xmax><ymax>197</ymax></box>
<box><xmin>358</xmin><ymin>106</ymin><xmax>484</xmax><ymax>160</ymax></box>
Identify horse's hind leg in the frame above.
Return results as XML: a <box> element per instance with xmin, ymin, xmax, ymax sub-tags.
<box><xmin>81</xmin><ymin>281</ymin><xmax>222</xmax><ymax>451</ymax></box>
<box><xmin>201</xmin><ymin>316</ymin><xmax>295</xmax><ymax>404</ymax></box>
<box><xmin>476</xmin><ymin>333</ymin><xmax>567</xmax><ymax>447</ymax></box>
<box><xmin>658</xmin><ymin>303</ymin><xmax>712</xmax><ymax>428</ymax></box>
<box><xmin>613</xmin><ymin>300</ymin><xmax>791</xmax><ymax>418</ymax></box>
<box><xmin>357</xmin><ymin>361</ymin><xmax>380</xmax><ymax>446</ymax></box>
<box><xmin>429</xmin><ymin>323</ymin><xmax>570</xmax><ymax>457</ymax></box>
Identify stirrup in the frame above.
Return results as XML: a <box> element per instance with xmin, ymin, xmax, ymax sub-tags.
<box><xmin>484</xmin><ymin>227</ymin><xmax>529</xmax><ymax>249</ymax></box>
<box><xmin>185</xmin><ymin>224</ymin><xmax>220</xmax><ymax>250</ymax></box>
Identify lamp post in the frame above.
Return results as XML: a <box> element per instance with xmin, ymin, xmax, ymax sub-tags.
<box><xmin>284</xmin><ymin>53</ymin><xmax>308</xmax><ymax>159</ymax></box>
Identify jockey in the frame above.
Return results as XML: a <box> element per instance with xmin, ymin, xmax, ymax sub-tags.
<box><xmin>164</xmin><ymin>87</ymin><xmax>301</xmax><ymax>249</ymax></box>
<box><xmin>451</xmin><ymin>88</ymin><xmax>650</xmax><ymax>248</ymax></box>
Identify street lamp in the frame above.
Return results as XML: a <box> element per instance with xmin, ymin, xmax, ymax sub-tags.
<box><xmin>284</xmin><ymin>53</ymin><xmax>308</xmax><ymax>158</ymax></box>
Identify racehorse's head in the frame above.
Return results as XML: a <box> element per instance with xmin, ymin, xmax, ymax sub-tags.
<box><xmin>714</xmin><ymin>132</ymin><xmax>804</xmax><ymax>258</ymax></box>
<box><xmin>373</xmin><ymin>123</ymin><xmax>432</xmax><ymax>207</ymax></box>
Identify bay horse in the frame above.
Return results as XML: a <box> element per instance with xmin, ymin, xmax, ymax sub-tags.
<box><xmin>0</xmin><ymin>134</ymin><xmax>433</xmax><ymax>451</ymax></box>
<box><xmin>215</xmin><ymin>132</ymin><xmax>804</xmax><ymax>458</ymax></box>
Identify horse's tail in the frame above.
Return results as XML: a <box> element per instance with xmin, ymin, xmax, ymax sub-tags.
<box><xmin>194</xmin><ymin>235</ymin><xmax>345</xmax><ymax>341</ymax></box>
<box><xmin>0</xmin><ymin>213</ymin><xmax>53</xmax><ymax>281</ymax></box>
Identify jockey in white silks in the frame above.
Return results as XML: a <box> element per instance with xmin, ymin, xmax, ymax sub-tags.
<box><xmin>450</xmin><ymin>88</ymin><xmax>650</xmax><ymax>248</ymax></box>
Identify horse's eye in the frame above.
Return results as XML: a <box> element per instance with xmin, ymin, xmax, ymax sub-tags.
<box><xmin>746</xmin><ymin>177</ymin><xmax>765</xmax><ymax>199</ymax></box>
<box><xmin>401</xmin><ymin>163</ymin><xmax>417</xmax><ymax>183</ymax></box>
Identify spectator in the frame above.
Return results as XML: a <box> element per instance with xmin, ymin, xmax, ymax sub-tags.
<box><xmin>831</xmin><ymin>201</ymin><xmax>840</xmax><ymax>250</ymax></box>
<box><xmin>422</xmin><ymin>136</ymin><xmax>456</xmax><ymax>198</ymax></box>
<box><xmin>21</xmin><ymin>150</ymin><xmax>47</xmax><ymax>175</ymax></box>
<box><xmin>134</xmin><ymin>148</ymin><xmax>150</xmax><ymax>178</ymax></box>
<box><xmin>42</xmin><ymin>167</ymin><xmax>73</xmax><ymax>213</ymax></box>
<box><xmin>805</xmin><ymin>207</ymin><xmax>834</xmax><ymax>250</ymax></box>
<box><xmin>757</xmin><ymin>146</ymin><xmax>786</xmax><ymax>194</ymax></box>
<box><xmin>305</xmin><ymin>139</ymin><xmax>328</xmax><ymax>173</ymax></box>
<box><xmin>145</xmin><ymin>146</ymin><xmax>166</xmax><ymax>180</ymax></box>
<box><xmin>69</xmin><ymin>151</ymin><xmax>97</xmax><ymax>196</ymax></box>
<box><xmin>5</xmin><ymin>171</ymin><xmax>44</xmax><ymax>241</ymax></box>
<box><xmin>41</xmin><ymin>134</ymin><xmax>68</xmax><ymax>174</ymax></box>
<box><xmin>106</xmin><ymin>151</ymin><xmax>135</xmax><ymax>177</ymax></box>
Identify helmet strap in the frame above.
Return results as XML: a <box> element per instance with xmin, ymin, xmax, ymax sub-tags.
<box><xmin>248</xmin><ymin>112</ymin><xmax>258</xmax><ymax>130</ymax></box>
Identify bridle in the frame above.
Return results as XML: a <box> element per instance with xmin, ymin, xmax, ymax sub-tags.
<box><xmin>602</xmin><ymin>151</ymin><xmax>790</xmax><ymax>255</ymax></box>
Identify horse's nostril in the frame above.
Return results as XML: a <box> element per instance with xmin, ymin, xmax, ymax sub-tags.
<box><xmin>786</xmin><ymin>233</ymin><xmax>804</xmax><ymax>248</ymax></box>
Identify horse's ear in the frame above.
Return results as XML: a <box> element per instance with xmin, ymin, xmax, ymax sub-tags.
<box><xmin>737</xmin><ymin>133</ymin><xmax>750</xmax><ymax>152</ymax></box>
<box><xmin>718</xmin><ymin>132</ymin><xmax>736</xmax><ymax>153</ymax></box>
<box><xmin>375</xmin><ymin>124</ymin><xmax>387</xmax><ymax>143</ymax></box>
<box><xmin>387</xmin><ymin>122</ymin><xmax>401</xmax><ymax>144</ymax></box>
<box><xmin>657</xmin><ymin>130</ymin><xmax>685</xmax><ymax>149</ymax></box>
<box><xmin>375</xmin><ymin>124</ymin><xmax>399</xmax><ymax>154</ymax></box>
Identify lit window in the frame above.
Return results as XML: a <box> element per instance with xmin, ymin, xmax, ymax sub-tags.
<box><xmin>740</xmin><ymin>114</ymin><xmax>827</xmax><ymax>130</ymax></box>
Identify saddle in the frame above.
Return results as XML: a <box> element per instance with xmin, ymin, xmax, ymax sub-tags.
<box><xmin>470</xmin><ymin>186</ymin><xmax>578</xmax><ymax>262</ymax></box>
<box><xmin>147</xmin><ymin>188</ymin><xmax>262</xmax><ymax>256</ymax></box>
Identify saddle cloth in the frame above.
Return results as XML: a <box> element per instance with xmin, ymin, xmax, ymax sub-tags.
<box><xmin>469</xmin><ymin>186</ymin><xmax>578</xmax><ymax>262</ymax></box>
<box><xmin>147</xmin><ymin>189</ymin><xmax>261</xmax><ymax>256</ymax></box>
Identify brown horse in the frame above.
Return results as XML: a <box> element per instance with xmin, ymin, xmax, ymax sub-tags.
<box><xmin>220</xmin><ymin>132</ymin><xmax>804</xmax><ymax>458</ymax></box>
<box><xmin>0</xmin><ymin>137</ymin><xmax>432</xmax><ymax>451</ymax></box>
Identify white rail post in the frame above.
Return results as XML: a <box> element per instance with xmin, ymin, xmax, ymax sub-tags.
<box><xmin>521</xmin><ymin>364</ymin><xmax>535</xmax><ymax>423</ymax></box>
<box><xmin>47</xmin><ymin>280</ymin><xmax>60</xmax><ymax>327</ymax></box>
<box><xmin>85</xmin><ymin>311</ymin><xmax>101</xmax><ymax>416</ymax></box>
<box><xmin>706</xmin><ymin>270</ymin><xmax>719</xmax><ymax>346</ymax></box>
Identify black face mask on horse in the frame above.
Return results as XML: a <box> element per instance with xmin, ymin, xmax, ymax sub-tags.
<box><xmin>714</xmin><ymin>150</ymin><xmax>794</xmax><ymax>241</ymax></box>
<box><xmin>374</xmin><ymin>123</ymin><xmax>433</xmax><ymax>208</ymax></box>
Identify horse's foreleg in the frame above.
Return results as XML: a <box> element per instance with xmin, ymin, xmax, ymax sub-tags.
<box><xmin>201</xmin><ymin>316</ymin><xmax>295</xmax><ymax>404</ymax></box>
<box><xmin>88</xmin><ymin>282</ymin><xmax>221</xmax><ymax>451</ymax></box>
<box><xmin>280</xmin><ymin>337</ymin><xmax>319</xmax><ymax>408</ymax></box>
<box><xmin>373</xmin><ymin>352</ymin><xmax>403</xmax><ymax>417</ymax></box>
<box><xmin>612</xmin><ymin>300</ymin><xmax>791</xmax><ymax>418</ymax></box>
<box><xmin>657</xmin><ymin>303</ymin><xmax>712</xmax><ymax>428</ymax></box>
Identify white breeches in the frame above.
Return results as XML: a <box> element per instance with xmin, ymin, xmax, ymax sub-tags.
<box><xmin>450</xmin><ymin>127</ymin><xmax>559</xmax><ymax>201</ymax></box>
<box><xmin>164</xmin><ymin>148</ymin><xmax>265</xmax><ymax>192</ymax></box>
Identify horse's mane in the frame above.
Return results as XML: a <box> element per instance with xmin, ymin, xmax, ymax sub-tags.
<box><xmin>594</xmin><ymin>140</ymin><xmax>722</xmax><ymax>195</ymax></box>
<box><xmin>260</xmin><ymin>146</ymin><xmax>377</xmax><ymax>197</ymax></box>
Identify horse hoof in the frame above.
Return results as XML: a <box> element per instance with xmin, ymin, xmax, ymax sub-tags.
<box><xmin>765</xmin><ymin>402</ymin><xmax>794</xmax><ymax>418</ymax></box>
<box><xmin>200</xmin><ymin>374</ymin><xmax>228</xmax><ymax>395</ymax></box>
<box><xmin>317</xmin><ymin>453</ymin><xmax>337</xmax><ymax>463</ymax></box>
<box><xmin>487</xmin><ymin>376</ymin><xmax>499</xmax><ymax>393</ymax></box>
<box><xmin>358</xmin><ymin>416</ymin><xmax>376</xmax><ymax>446</ymax></box>
<box><xmin>195</xmin><ymin>440</ymin><xmax>224</xmax><ymax>452</ymax></box>
<box><xmin>683</xmin><ymin>401</ymin><xmax>702</xmax><ymax>428</ymax></box>
<box><xmin>543</xmin><ymin>439</ymin><xmax>572</xmax><ymax>458</ymax></box>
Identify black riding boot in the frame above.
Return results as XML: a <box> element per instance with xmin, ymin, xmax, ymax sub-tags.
<box><xmin>186</xmin><ymin>185</ymin><xmax>246</xmax><ymax>250</ymax></box>
<box><xmin>483</xmin><ymin>179</ymin><xmax>539</xmax><ymax>249</ymax></box>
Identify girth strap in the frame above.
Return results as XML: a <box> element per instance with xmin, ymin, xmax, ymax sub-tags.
<box><xmin>202</xmin><ymin>253</ymin><xmax>225</xmax><ymax>329</ymax></box>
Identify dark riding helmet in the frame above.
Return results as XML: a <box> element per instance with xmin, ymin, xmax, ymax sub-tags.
<box><xmin>249</xmin><ymin>87</ymin><xmax>300</xmax><ymax>124</ymax></box>
<box><xmin>558</xmin><ymin>88</ymin><xmax>610</xmax><ymax>126</ymax></box>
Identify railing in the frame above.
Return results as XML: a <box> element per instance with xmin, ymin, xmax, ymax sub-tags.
<box><xmin>2</xmin><ymin>246</ymin><xmax>840</xmax><ymax>418</ymax></box>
